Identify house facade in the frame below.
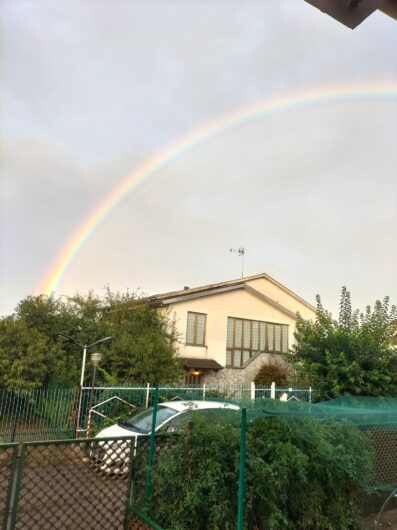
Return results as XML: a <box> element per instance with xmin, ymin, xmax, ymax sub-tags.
<box><xmin>148</xmin><ymin>274</ymin><xmax>316</xmax><ymax>385</ymax></box>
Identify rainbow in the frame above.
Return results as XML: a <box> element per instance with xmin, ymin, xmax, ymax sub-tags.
<box><xmin>38</xmin><ymin>81</ymin><xmax>397</xmax><ymax>295</ymax></box>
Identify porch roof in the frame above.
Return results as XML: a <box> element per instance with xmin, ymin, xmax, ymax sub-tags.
<box><xmin>181</xmin><ymin>357</ymin><xmax>224</xmax><ymax>371</ymax></box>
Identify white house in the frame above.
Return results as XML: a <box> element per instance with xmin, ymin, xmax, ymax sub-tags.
<box><xmin>147</xmin><ymin>273</ymin><xmax>316</xmax><ymax>385</ymax></box>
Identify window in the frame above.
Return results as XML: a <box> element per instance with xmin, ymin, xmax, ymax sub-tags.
<box><xmin>159</xmin><ymin>408</ymin><xmax>239</xmax><ymax>433</ymax></box>
<box><xmin>186</xmin><ymin>312</ymin><xmax>207</xmax><ymax>346</ymax></box>
<box><xmin>120</xmin><ymin>405</ymin><xmax>178</xmax><ymax>433</ymax></box>
<box><xmin>226</xmin><ymin>317</ymin><xmax>289</xmax><ymax>367</ymax></box>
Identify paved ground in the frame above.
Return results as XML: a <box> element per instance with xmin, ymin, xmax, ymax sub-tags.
<box><xmin>362</xmin><ymin>508</ymin><xmax>397</xmax><ymax>529</ymax></box>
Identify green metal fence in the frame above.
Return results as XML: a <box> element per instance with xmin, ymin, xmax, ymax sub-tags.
<box><xmin>0</xmin><ymin>436</ymin><xmax>136</xmax><ymax>530</ymax></box>
<box><xmin>0</xmin><ymin>384</ymin><xmax>313</xmax><ymax>442</ymax></box>
<box><xmin>0</xmin><ymin>389</ymin><xmax>78</xmax><ymax>442</ymax></box>
<box><xmin>0</xmin><ymin>443</ymin><xmax>18</xmax><ymax>530</ymax></box>
<box><xmin>128</xmin><ymin>394</ymin><xmax>397</xmax><ymax>530</ymax></box>
<box><xmin>2</xmin><ymin>395</ymin><xmax>397</xmax><ymax>530</ymax></box>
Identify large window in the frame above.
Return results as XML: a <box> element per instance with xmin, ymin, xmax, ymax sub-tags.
<box><xmin>186</xmin><ymin>312</ymin><xmax>207</xmax><ymax>346</ymax></box>
<box><xmin>226</xmin><ymin>317</ymin><xmax>289</xmax><ymax>367</ymax></box>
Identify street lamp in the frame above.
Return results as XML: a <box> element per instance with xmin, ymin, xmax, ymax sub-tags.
<box><xmin>86</xmin><ymin>352</ymin><xmax>103</xmax><ymax>438</ymax></box>
<box><xmin>58</xmin><ymin>333</ymin><xmax>112</xmax><ymax>436</ymax></box>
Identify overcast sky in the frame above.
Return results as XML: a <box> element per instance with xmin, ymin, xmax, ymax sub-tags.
<box><xmin>1</xmin><ymin>0</ymin><xmax>396</xmax><ymax>317</ymax></box>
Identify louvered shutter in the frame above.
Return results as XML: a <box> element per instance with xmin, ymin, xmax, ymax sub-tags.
<box><xmin>234</xmin><ymin>320</ymin><xmax>242</xmax><ymax>348</ymax></box>
<box><xmin>243</xmin><ymin>320</ymin><xmax>251</xmax><ymax>349</ymax></box>
<box><xmin>282</xmin><ymin>325</ymin><xmax>289</xmax><ymax>353</ymax></box>
<box><xmin>274</xmin><ymin>325</ymin><xmax>282</xmax><ymax>352</ymax></box>
<box><xmin>267</xmin><ymin>324</ymin><xmax>274</xmax><ymax>351</ymax></box>
<box><xmin>196</xmin><ymin>314</ymin><xmax>206</xmax><ymax>345</ymax></box>
<box><xmin>252</xmin><ymin>321</ymin><xmax>259</xmax><ymax>351</ymax></box>
<box><xmin>259</xmin><ymin>322</ymin><xmax>266</xmax><ymax>351</ymax></box>
<box><xmin>186</xmin><ymin>312</ymin><xmax>195</xmax><ymax>344</ymax></box>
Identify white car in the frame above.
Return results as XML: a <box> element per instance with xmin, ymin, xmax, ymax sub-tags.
<box><xmin>90</xmin><ymin>400</ymin><xmax>239</xmax><ymax>474</ymax></box>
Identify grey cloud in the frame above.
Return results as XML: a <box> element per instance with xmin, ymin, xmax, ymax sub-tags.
<box><xmin>0</xmin><ymin>0</ymin><xmax>396</xmax><ymax>315</ymax></box>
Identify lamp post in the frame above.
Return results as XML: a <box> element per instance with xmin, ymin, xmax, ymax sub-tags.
<box><xmin>86</xmin><ymin>352</ymin><xmax>103</xmax><ymax>438</ymax></box>
<box><xmin>59</xmin><ymin>334</ymin><xmax>112</xmax><ymax>437</ymax></box>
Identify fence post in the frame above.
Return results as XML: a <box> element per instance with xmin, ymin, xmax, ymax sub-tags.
<box><xmin>270</xmin><ymin>382</ymin><xmax>276</xmax><ymax>399</ymax></box>
<box><xmin>309</xmin><ymin>386</ymin><xmax>312</xmax><ymax>403</ymax></box>
<box><xmin>3</xmin><ymin>445</ymin><xmax>18</xmax><ymax>530</ymax></box>
<box><xmin>202</xmin><ymin>384</ymin><xmax>206</xmax><ymax>400</ymax></box>
<box><xmin>237</xmin><ymin>408</ymin><xmax>247</xmax><ymax>530</ymax></box>
<box><xmin>144</xmin><ymin>384</ymin><xmax>158</xmax><ymax>507</ymax></box>
<box><xmin>145</xmin><ymin>383</ymin><xmax>150</xmax><ymax>409</ymax></box>
<box><xmin>7</xmin><ymin>443</ymin><xmax>26</xmax><ymax>530</ymax></box>
<box><xmin>124</xmin><ymin>437</ymin><xmax>137</xmax><ymax>530</ymax></box>
<box><xmin>250</xmin><ymin>381</ymin><xmax>255</xmax><ymax>401</ymax></box>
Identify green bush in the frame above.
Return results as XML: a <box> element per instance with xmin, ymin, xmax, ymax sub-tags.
<box><xmin>254</xmin><ymin>363</ymin><xmax>289</xmax><ymax>386</ymax></box>
<box><xmin>146</xmin><ymin>414</ymin><xmax>372</xmax><ymax>530</ymax></box>
<box><xmin>288</xmin><ymin>288</ymin><xmax>397</xmax><ymax>399</ymax></box>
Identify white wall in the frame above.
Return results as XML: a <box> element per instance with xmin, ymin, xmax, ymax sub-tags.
<box><xmin>161</xmin><ymin>279</ymin><xmax>315</xmax><ymax>369</ymax></box>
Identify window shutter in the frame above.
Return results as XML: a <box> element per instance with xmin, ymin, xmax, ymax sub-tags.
<box><xmin>282</xmin><ymin>325</ymin><xmax>289</xmax><ymax>353</ymax></box>
<box><xmin>234</xmin><ymin>350</ymin><xmax>242</xmax><ymax>367</ymax></box>
<box><xmin>234</xmin><ymin>320</ymin><xmax>242</xmax><ymax>348</ymax></box>
<box><xmin>227</xmin><ymin>318</ymin><xmax>234</xmax><ymax>348</ymax></box>
<box><xmin>226</xmin><ymin>350</ymin><xmax>232</xmax><ymax>367</ymax></box>
<box><xmin>252</xmin><ymin>321</ymin><xmax>259</xmax><ymax>350</ymax></box>
<box><xmin>186</xmin><ymin>312</ymin><xmax>195</xmax><ymax>344</ymax></box>
<box><xmin>267</xmin><ymin>324</ymin><xmax>274</xmax><ymax>351</ymax></box>
<box><xmin>274</xmin><ymin>325</ymin><xmax>281</xmax><ymax>352</ymax></box>
<box><xmin>196</xmin><ymin>314</ymin><xmax>206</xmax><ymax>345</ymax></box>
<box><xmin>259</xmin><ymin>322</ymin><xmax>266</xmax><ymax>351</ymax></box>
<box><xmin>243</xmin><ymin>320</ymin><xmax>251</xmax><ymax>349</ymax></box>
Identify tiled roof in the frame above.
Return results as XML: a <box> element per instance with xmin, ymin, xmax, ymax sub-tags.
<box><xmin>146</xmin><ymin>273</ymin><xmax>315</xmax><ymax>311</ymax></box>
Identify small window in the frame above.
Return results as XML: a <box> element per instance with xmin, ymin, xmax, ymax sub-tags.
<box><xmin>186</xmin><ymin>312</ymin><xmax>207</xmax><ymax>346</ymax></box>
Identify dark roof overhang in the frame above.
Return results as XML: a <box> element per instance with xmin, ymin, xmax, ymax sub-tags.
<box><xmin>181</xmin><ymin>358</ymin><xmax>224</xmax><ymax>371</ymax></box>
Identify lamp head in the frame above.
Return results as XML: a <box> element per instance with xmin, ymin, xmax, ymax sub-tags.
<box><xmin>90</xmin><ymin>352</ymin><xmax>103</xmax><ymax>366</ymax></box>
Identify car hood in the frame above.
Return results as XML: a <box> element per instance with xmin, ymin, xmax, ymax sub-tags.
<box><xmin>95</xmin><ymin>423</ymin><xmax>144</xmax><ymax>439</ymax></box>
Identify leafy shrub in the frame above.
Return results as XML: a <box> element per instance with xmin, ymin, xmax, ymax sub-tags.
<box><xmin>288</xmin><ymin>288</ymin><xmax>397</xmax><ymax>399</ymax></box>
<box><xmin>145</xmin><ymin>414</ymin><xmax>372</xmax><ymax>530</ymax></box>
<box><xmin>254</xmin><ymin>363</ymin><xmax>289</xmax><ymax>386</ymax></box>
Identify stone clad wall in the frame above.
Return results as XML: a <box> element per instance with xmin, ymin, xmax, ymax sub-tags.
<box><xmin>203</xmin><ymin>352</ymin><xmax>287</xmax><ymax>385</ymax></box>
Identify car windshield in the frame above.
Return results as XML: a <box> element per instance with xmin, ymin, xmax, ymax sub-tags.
<box><xmin>119</xmin><ymin>405</ymin><xmax>178</xmax><ymax>433</ymax></box>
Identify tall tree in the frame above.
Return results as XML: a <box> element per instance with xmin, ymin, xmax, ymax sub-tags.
<box><xmin>0</xmin><ymin>317</ymin><xmax>65</xmax><ymax>389</ymax></box>
<box><xmin>287</xmin><ymin>288</ymin><xmax>397</xmax><ymax>398</ymax></box>
<box><xmin>96</xmin><ymin>290</ymin><xmax>180</xmax><ymax>384</ymax></box>
<box><xmin>0</xmin><ymin>290</ymin><xmax>180</xmax><ymax>389</ymax></box>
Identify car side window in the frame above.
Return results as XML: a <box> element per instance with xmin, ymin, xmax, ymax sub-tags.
<box><xmin>160</xmin><ymin>411</ymin><xmax>196</xmax><ymax>432</ymax></box>
<box><xmin>160</xmin><ymin>408</ymin><xmax>238</xmax><ymax>432</ymax></box>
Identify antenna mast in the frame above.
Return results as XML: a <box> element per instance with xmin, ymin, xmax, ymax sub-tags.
<box><xmin>230</xmin><ymin>247</ymin><xmax>245</xmax><ymax>278</ymax></box>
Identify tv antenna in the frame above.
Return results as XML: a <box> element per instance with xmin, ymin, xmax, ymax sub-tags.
<box><xmin>230</xmin><ymin>247</ymin><xmax>245</xmax><ymax>278</ymax></box>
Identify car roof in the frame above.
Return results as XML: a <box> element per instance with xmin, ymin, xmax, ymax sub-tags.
<box><xmin>159</xmin><ymin>400</ymin><xmax>240</xmax><ymax>412</ymax></box>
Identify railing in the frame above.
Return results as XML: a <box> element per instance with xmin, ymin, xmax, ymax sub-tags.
<box><xmin>0</xmin><ymin>388</ymin><xmax>78</xmax><ymax>443</ymax></box>
<box><xmin>0</xmin><ymin>384</ymin><xmax>313</xmax><ymax>442</ymax></box>
<box><xmin>2</xmin><ymin>393</ymin><xmax>394</xmax><ymax>530</ymax></box>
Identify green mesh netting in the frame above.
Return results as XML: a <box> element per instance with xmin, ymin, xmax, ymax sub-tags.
<box><xmin>183</xmin><ymin>395</ymin><xmax>397</xmax><ymax>490</ymax></box>
<box><xmin>129</xmin><ymin>395</ymin><xmax>397</xmax><ymax>530</ymax></box>
<box><xmin>238</xmin><ymin>396</ymin><xmax>397</xmax><ymax>491</ymax></box>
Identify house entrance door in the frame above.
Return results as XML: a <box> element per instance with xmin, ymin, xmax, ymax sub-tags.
<box><xmin>184</xmin><ymin>371</ymin><xmax>203</xmax><ymax>385</ymax></box>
